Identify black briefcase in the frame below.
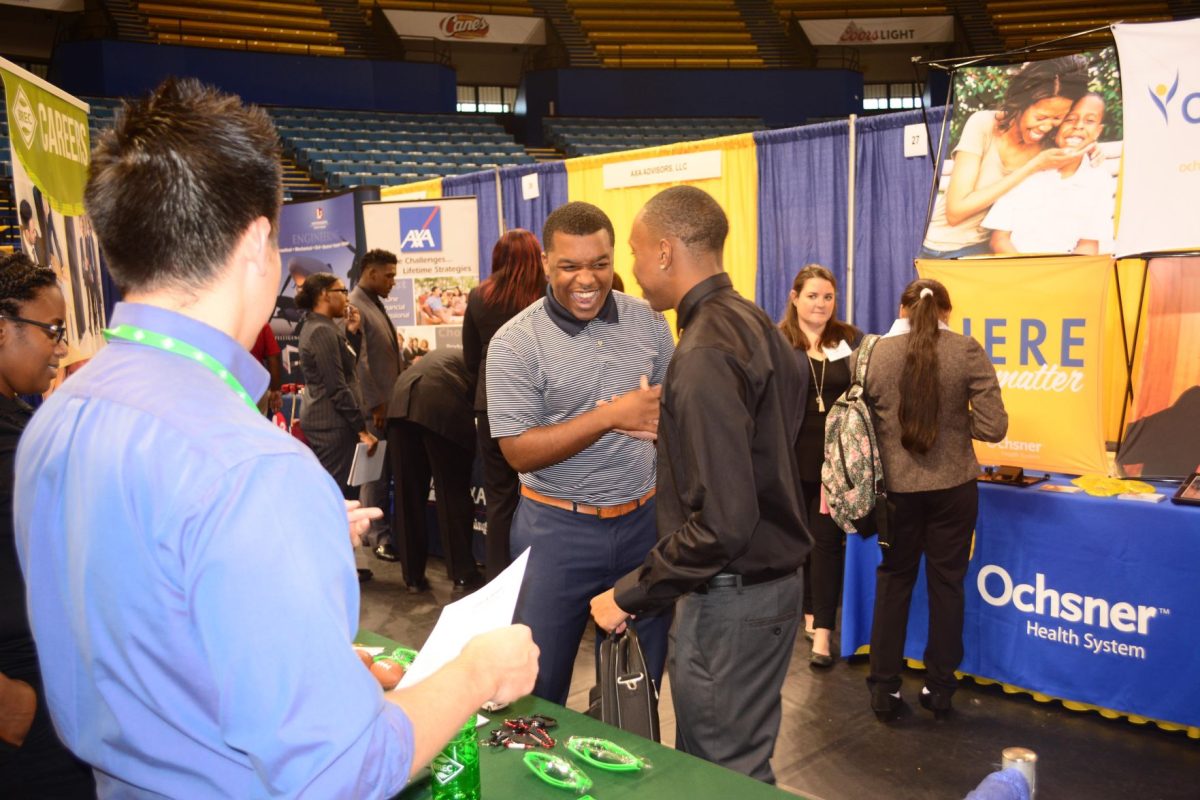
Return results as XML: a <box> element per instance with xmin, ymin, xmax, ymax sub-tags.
<box><xmin>587</xmin><ymin>627</ymin><xmax>660</xmax><ymax>742</ymax></box>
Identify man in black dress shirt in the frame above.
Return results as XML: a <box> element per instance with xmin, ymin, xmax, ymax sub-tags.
<box><xmin>590</xmin><ymin>186</ymin><xmax>811</xmax><ymax>783</ymax></box>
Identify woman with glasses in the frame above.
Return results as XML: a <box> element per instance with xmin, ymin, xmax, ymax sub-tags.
<box><xmin>296</xmin><ymin>273</ymin><xmax>378</xmax><ymax>500</ymax></box>
<box><xmin>0</xmin><ymin>252</ymin><xmax>93</xmax><ymax>796</ymax></box>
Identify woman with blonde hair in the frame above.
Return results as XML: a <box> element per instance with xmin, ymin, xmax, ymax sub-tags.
<box><xmin>779</xmin><ymin>264</ymin><xmax>860</xmax><ymax>667</ymax></box>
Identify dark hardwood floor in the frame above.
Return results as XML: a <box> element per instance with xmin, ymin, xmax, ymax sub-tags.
<box><xmin>356</xmin><ymin>551</ymin><xmax>1200</xmax><ymax>800</ymax></box>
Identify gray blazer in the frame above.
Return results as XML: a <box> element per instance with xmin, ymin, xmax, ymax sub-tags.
<box><xmin>856</xmin><ymin>330</ymin><xmax>1008</xmax><ymax>493</ymax></box>
<box><xmin>349</xmin><ymin>285</ymin><xmax>401</xmax><ymax>414</ymax></box>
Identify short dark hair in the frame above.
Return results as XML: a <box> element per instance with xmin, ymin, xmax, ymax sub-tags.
<box><xmin>0</xmin><ymin>251</ymin><xmax>59</xmax><ymax>317</ymax></box>
<box><xmin>294</xmin><ymin>273</ymin><xmax>339</xmax><ymax>311</ymax></box>
<box><xmin>18</xmin><ymin>200</ymin><xmax>33</xmax><ymax>227</ymax></box>
<box><xmin>542</xmin><ymin>202</ymin><xmax>615</xmax><ymax>253</ymax></box>
<box><xmin>85</xmin><ymin>77</ymin><xmax>282</xmax><ymax>294</ymax></box>
<box><xmin>641</xmin><ymin>186</ymin><xmax>728</xmax><ymax>255</ymax></box>
<box><xmin>361</xmin><ymin>249</ymin><xmax>397</xmax><ymax>272</ymax></box>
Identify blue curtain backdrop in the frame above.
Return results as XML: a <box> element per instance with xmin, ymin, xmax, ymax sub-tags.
<box><xmin>853</xmin><ymin>106</ymin><xmax>948</xmax><ymax>334</ymax></box>
<box><xmin>443</xmin><ymin>170</ymin><xmax>501</xmax><ymax>281</ymax></box>
<box><xmin>499</xmin><ymin>161</ymin><xmax>568</xmax><ymax>246</ymax></box>
<box><xmin>754</xmin><ymin>121</ymin><xmax>850</xmax><ymax>328</ymax></box>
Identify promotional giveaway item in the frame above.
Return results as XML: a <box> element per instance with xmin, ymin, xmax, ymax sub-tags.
<box><xmin>587</xmin><ymin>628</ymin><xmax>660</xmax><ymax>742</ymax></box>
<box><xmin>522</xmin><ymin>752</ymin><xmax>593</xmax><ymax>795</ymax></box>
<box><xmin>431</xmin><ymin>718</ymin><xmax>482</xmax><ymax>800</ymax></box>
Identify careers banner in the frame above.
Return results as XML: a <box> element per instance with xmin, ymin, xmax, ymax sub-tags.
<box><xmin>1113</xmin><ymin>19</ymin><xmax>1200</xmax><ymax>256</ymax></box>
<box><xmin>917</xmin><ymin>257</ymin><xmax>1110</xmax><ymax>475</ymax></box>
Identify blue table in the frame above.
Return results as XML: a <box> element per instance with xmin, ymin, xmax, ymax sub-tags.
<box><xmin>842</xmin><ymin>478</ymin><xmax>1200</xmax><ymax>736</ymax></box>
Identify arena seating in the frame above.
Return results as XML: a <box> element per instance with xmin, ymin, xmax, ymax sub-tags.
<box><xmin>543</xmin><ymin>116</ymin><xmax>765</xmax><ymax>157</ymax></box>
<box><xmin>362</xmin><ymin>0</ymin><xmax>536</xmax><ymax>15</ymax></box>
<box><xmin>268</xmin><ymin>107</ymin><xmax>537</xmax><ymax>188</ymax></box>
<box><xmin>136</xmin><ymin>0</ymin><xmax>347</xmax><ymax>56</ymax></box>
<box><xmin>984</xmin><ymin>1</ymin><xmax>1171</xmax><ymax>49</ymax></box>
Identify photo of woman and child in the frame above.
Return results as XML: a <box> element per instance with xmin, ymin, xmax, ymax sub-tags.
<box><xmin>921</xmin><ymin>49</ymin><xmax>1123</xmax><ymax>259</ymax></box>
<box><xmin>416</xmin><ymin>280</ymin><xmax>473</xmax><ymax>325</ymax></box>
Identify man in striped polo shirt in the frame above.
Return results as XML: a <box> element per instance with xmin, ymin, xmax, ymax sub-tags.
<box><xmin>486</xmin><ymin>201</ymin><xmax>675</xmax><ymax>705</ymax></box>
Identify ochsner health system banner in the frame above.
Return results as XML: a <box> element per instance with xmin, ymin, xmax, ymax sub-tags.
<box><xmin>917</xmin><ymin>257</ymin><xmax>1110</xmax><ymax>476</ymax></box>
<box><xmin>362</xmin><ymin>197</ymin><xmax>479</xmax><ymax>353</ymax></box>
<box><xmin>1113</xmin><ymin>18</ymin><xmax>1200</xmax><ymax>256</ymax></box>
<box><xmin>1</xmin><ymin>58</ymin><xmax>105</xmax><ymax>363</ymax></box>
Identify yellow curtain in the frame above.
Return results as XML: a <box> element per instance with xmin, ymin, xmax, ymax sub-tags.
<box><xmin>564</xmin><ymin>133</ymin><xmax>759</xmax><ymax>329</ymax></box>
<box><xmin>381</xmin><ymin>177</ymin><xmax>444</xmax><ymax>200</ymax></box>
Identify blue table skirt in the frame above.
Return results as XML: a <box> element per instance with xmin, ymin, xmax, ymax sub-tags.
<box><xmin>842</xmin><ymin>478</ymin><xmax>1200</xmax><ymax>735</ymax></box>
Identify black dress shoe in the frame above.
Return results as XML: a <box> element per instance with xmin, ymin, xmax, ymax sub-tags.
<box><xmin>452</xmin><ymin>572</ymin><xmax>485</xmax><ymax>593</ymax></box>
<box><xmin>374</xmin><ymin>543</ymin><xmax>399</xmax><ymax>562</ymax></box>
<box><xmin>919</xmin><ymin>690</ymin><xmax>952</xmax><ymax>721</ymax></box>
<box><xmin>405</xmin><ymin>578</ymin><xmax>431</xmax><ymax>594</ymax></box>
<box><xmin>357</xmin><ymin>568</ymin><xmax>373</xmax><ymax>584</ymax></box>
<box><xmin>871</xmin><ymin>690</ymin><xmax>907</xmax><ymax>723</ymax></box>
<box><xmin>809</xmin><ymin>651</ymin><xmax>834</xmax><ymax>669</ymax></box>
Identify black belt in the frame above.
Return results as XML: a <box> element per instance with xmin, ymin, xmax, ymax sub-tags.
<box><xmin>694</xmin><ymin>568</ymin><xmax>796</xmax><ymax>594</ymax></box>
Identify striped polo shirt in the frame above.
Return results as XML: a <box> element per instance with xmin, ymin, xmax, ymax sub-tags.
<box><xmin>487</xmin><ymin>289</ymin><xmax>675</xmax><ymax>505</ymax></box>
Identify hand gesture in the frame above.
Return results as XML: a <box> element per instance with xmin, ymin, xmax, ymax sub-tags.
<box><xmin>345</xmin><ymin>303</ymin><xmax>362</xmax><ymax>334</ymax></box>
<box><xmin>344</xmin><ymin>499</ymin><xmax>384</xmax><ymax>547</ymax></box>
<box><xmin>599</xmin><ymin>375</ymin><xmax>661</xmax><ymax>440</ymax></box>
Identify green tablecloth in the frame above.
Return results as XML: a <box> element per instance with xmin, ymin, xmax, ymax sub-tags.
<box><xmin>355</xmin><ymin>630</ymin><xmax>801</xmax><ymax>800</ymax></box>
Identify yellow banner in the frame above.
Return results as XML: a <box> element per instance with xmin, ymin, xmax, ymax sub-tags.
<box><xmin>565</xmin><ymin>133</ymin><xmax>759</xmax><ymax>328</ymax></box>
<box><xmin>917</xmin><ymin>257</ymin><xmax>1110</xmax><ymax>475</ymax></box>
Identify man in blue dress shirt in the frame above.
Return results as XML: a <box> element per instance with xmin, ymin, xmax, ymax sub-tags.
<box><xmin>12</xmin><ymin>78</ymin><xmax>537</xmax><ymax>798</ymax></box>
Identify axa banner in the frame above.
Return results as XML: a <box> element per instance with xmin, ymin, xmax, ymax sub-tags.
<box><xmin>843</xmin><ymin>486</ymin><xmax>1200</xmax><ymax>731</ymax></box>
<box><xmin>799</xmin><ymin>16</ymin><xmax>953</xmax><ymax>46</ymax></box>
<box><xmin>362</xmin><ymin>196</ymin><xmax>478</xmax><ymax>352</ymax></box>
<box><xmin>1113</xmin><ymin>19</ymin><xmax>1200</xmax><ymax>256</ymax></box>
<box><xmin>917</xmin><ymin>257</ymin><xmax>1109</xmax><ymax>475</ymax></box>
<box><xmin>383</xmin><ymin>9</ymin><xmax>545</xmax><ymax>45</ymax></box>
<box><xmin>1</xmin><ymin>57</ymin><xmax>105</xmax><ymax>364</ymax></box>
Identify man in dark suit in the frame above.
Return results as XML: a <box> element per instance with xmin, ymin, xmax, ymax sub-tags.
<box><xmin>349</xmin><ymin>249</ymin><xmax>402</xmax><ymax>561</ymax></box>
<box><xmin>387</xmin><ymin>348</ymin><xmax>483</xmax><ymax>593</ymax></box>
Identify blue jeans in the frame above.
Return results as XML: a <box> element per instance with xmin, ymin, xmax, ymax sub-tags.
<box><xmin>918</xmin><ymin>240</ymin><xmax>993</xmax><ymax>260</ymax></box>
<box><xmin>510</xmin><ymin>496</ymin><xmax>671</xmax><ymax>705</ymax></box>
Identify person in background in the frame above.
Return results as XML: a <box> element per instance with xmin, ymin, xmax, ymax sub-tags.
<box><xmin>487</xmin><ymin>201</ymin><xmax>675</xmax><ymax>706</ymax></box>
<box><xmin>249</xmin><ymin>322</ymin><xmax>282</xmax><ymax>416</ymax></box>
<box><xmin>591</xmin><ymin>186</ymin><xmax>809</xmax><ymax>783</ymax></box>
<box><xmin>778</xmin><ymin>264</ymin><xmax>860</xmax><ymax>668</ymax></box>
<box><xmin>13</xmin><ymin>77</ymin><xmax>537</xmax><ymax>798</ymax></box>
<box><xmin>462</xmin><ymin>228</ymin><xmax>546</xmax><ymax>580</ymax></box>
<box><xmin>862</xmin><ymin>278</ymin><xmax>1007</xmax><ymax>722</ymax></box>
<box><xmin>296</xmin><ymin>273</ymin><xmax>376</xmax><ymax>497</ymax></box>
<box><xmin>0</xmin><ymin>253</ymin><xmax>93</xmax><ymax>797</ymax></box>
<box><xmin>348</xmin><ymin>249</ymin><xmax>402</xmax><ymax>564</ymax></box>
<box><xmin>387</xmin><ymin>348</ymin><xmax>483</xmax><ymax>593</ymax></box>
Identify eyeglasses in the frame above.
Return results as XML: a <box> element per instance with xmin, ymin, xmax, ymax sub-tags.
<box><xmin>0</xmin><ymin>314</ymin><xmax>67</xmax><ymax>344</ymax></box>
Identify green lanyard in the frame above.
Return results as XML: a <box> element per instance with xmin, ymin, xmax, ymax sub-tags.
<box><xmin>103</xmin><ymin>323</ymin><xmax>259</xmax><ymax>413</ymax></box>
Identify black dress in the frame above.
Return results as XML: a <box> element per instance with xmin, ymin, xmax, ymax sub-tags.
<box><xmin>796</xmin><ymin>350</ymin><xmax>852</xmax><ymax>632</ymax></box>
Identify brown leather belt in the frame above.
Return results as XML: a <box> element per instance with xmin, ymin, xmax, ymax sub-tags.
<box><xmin>520</xmin><ymin>485</ymin><xmax>656</xmax><ymax>520</ymax></box>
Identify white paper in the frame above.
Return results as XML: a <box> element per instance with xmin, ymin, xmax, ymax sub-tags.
<box><xmin>397</xmin><ymin>547</ymin><xmax>531</xmax><ymax>689</ymax></box>
<box><xmin>521</xmin><ymin>172</ymin><xmax>539</xmax><ymax>200</ymax></box>
<box><xmin>348</xmin><ymin>440</ymin><xmax>387</xmax><ymax>487</ymax></box>
<box><xmin>903</xmin><ymin>123</ymin><xmax>928</xmax><ymax>158</ymax></box>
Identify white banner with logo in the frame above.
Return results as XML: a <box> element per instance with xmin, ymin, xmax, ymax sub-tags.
<box><xmin>383</xmin><ymin>9</ymin><xmax>545</xmax><ymax>45</ymax></box>
<box><xmin>602</xmin><ymin>150</ymin><xmax>722</xmax><ymax>190</ymax></box>
<box><xmin>1112</xmin><ymin>19</ymin><xmax>1200</xmax><ymax>256</ymax></box>
<box><xmin>799</xmin><ymin>16</ymin><xmax>953</xmax><ymax>46</ymax></box>
<box><xmin>361</xmin><ymin>197</ymin><xmax>479</xmax><ymax>352</ymax></box>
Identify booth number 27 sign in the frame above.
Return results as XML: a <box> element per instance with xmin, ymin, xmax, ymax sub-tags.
<box><xmin>903</xmin><ymin>123</ymin><xmax>928</xmax><ymax>159</ymax></box>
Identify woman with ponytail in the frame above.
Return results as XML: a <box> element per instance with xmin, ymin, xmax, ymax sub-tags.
<box><xmin>856</xmin><ymin>278</ymin><xmax>1007</xmax><ymax>722</ymax></box>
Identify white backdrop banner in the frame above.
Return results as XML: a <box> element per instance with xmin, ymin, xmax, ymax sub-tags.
<box><xmin>383</xmin><ymin>9</ymin><xmax>545</xmax><ymax>45</ymax></box>
<box><xmin>1113</xmin><ymin>18</ymin><xmax>1200</xmax><ymax>256</ymax></box>
<box><xmin>799</xmin><ymin>16</ymin><xmax>953</xmax><ymax>46</ymax></box>
<box><xmin>362</xmin><ymin>197</ymin><xmax>479</xmax><ymax>351</ymax></box>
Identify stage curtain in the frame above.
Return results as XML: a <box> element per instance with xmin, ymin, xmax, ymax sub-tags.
<box><xmin>381</xmin><ymin>177</ymin><xmax>443</xmax><ymax>200</ymax></box>
<box><xmin>564</xmin><ymin>133</ymin><xmax>759</xmax><ymax>328</ymax></box>
<box><xmin>754</xmin><ymin>121</ymin><xmax>849</xmax><ymax>332</ymax></box>
<box><xmin>499</xmin><ymin>161</ymin><xmax>569</xmax><ymax>245</ymax></box>
<box><xmin>444</xmin><ymin>170</ymin><xmax>502</xmax><ymax>282</ymax></box>
<box><xmin>854</xmin><ymin>107</ymin><xmax>948</xmax><ymax>334</ymax></box>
